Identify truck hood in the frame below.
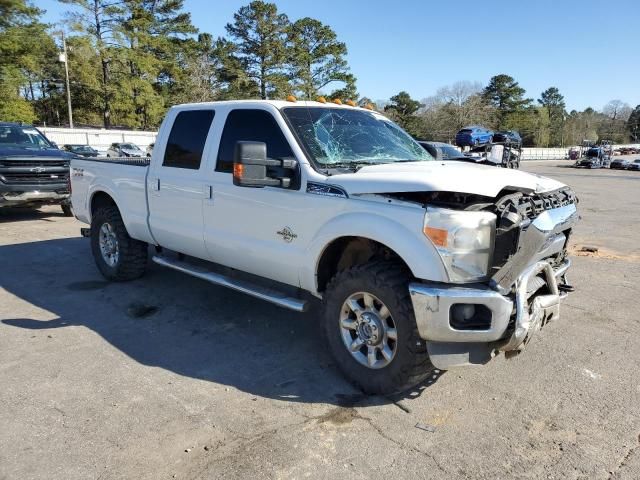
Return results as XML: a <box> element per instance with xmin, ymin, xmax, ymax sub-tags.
<box><xmin>0</xmin><ymin>146</ymin><xmax>72</xmax><ymax>160</ymax></box>
<box><xmin>326</xmin><ymin>161</ymin><xmax>565</xmax><ymax>198</ymax></box>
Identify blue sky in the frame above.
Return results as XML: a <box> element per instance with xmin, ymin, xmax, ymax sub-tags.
<box><xmin>36</xmin><ymin>0</ymin><xmax>639</xmax><ymax>111</ymax></box>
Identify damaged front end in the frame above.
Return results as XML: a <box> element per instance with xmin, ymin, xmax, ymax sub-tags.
<box><xmin>407</xmin><ymin>187</ymin><xmax>579</xmax><ymax>370</ymax></box>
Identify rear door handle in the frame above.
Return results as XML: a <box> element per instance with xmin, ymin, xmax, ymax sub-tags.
<box><xmin>206</xmin><ymin>185</ymin><xmax>214</xmax><ymax>204</ymax></box>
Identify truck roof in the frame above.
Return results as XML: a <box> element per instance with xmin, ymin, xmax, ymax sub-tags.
<box><xmin>170</xmin><ymin>99</ymin><xmax>375</xmax><ymax>112</ymax></box>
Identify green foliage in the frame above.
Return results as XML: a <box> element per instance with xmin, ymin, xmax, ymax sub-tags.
<box><xmin>0</xmin><ymin>0</ymin><xmax>630</xmax><ymax>147</ymax></box>
<box><xmin>0</xmin><ymin>0</ymin><xmax>61</xmax><ymax>123</ymax></box>
<box><xmin>627</xmin><ymin>105</ymin><xmax>640</xmax><ymax>142</ymax></box>
<box><xmin>482</xmin><ymin>74</ymin><xmax>531</xmax><ymax>129</ymax></box>
<box><xmin>0</xmin><ymin>66</ymin><xmax>36</xmax><ymax>122</ymax></box>
<box><xmin>286</xmin><ymin>17</ymin><xmax>353</xmax><ymax>100</ymax></box>
<box><xmin>385</xmin><ymin>91</ymin><xmax>422</xmax><ymax>117</ymax></box>
<box><xmin>538</xmin><ymin>87</ymin><xmax>565</xmax><ymax>146</ymax></box>
<box><xmin>384</xmin><ymin>91</ymin><xmax>424</xmax><ymax>137</ymax></box>
<box><xmin>225</xmin><ymin>1</ymin><xmax>289</xmax><ymax>99</ymax></box>
<box><xmin>1</xmin><ymin>0</ymin><xmax>362</xmax><ymax>128</ymax></box>
<box><xmin>60</xmin><ymin>0</ymin><xmax>128</xmax><ymax>127</ymax></box>
<box><xmin>327</xmin><ymin>78</ymin><xmax>358</xmax><ymax>103</ymax></box>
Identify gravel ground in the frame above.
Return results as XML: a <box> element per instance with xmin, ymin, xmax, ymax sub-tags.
<box><xmin>1</xmin><ymin>160</ymin><xmax>639</xmax><ymax>480</ymax></box>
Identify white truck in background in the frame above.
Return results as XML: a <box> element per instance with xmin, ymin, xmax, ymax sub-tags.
<box><xmin>71</xmin><ymin>100</ymin><xmax>579</xmax><ymax>394</ymax></box>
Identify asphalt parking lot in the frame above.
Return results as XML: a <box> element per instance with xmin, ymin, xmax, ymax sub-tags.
<box><xmin>1</xmin><ymin>159</ymin><xmax>639</xmax><ymax>480</ymax></box>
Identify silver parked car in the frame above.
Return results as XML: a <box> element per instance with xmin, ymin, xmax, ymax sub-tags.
<box><xmin>627</xmin><ymin>159</ymin><xmax>640</xmax><ymax>171</ymax></box>
<box><xmin>106</xmin><ymin>142</ymin><xmax>144</xmax><ymax>158</ymax></box>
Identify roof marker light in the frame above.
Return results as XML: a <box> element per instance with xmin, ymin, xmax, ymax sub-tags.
<box><xmin>317</xmin><ymin>96</ymin><xmax>327</xmax><ymax>103</ymax></box>
<box><xmin>332</xmin><ymin>98</ymin><xmax>342</xmax><ymax>105</ymax></box>
<box><xmin>345</xmin><ymin>99</ymin><xmax>356</xmax><ymax>107</ymax></box>
<box><xmin>364</xmin><ymin>103</ymin><xmax>374</xmax><ymax>110</ymax></box>
<box><xmin>286</xmin><ymin>95</ymin><xmax>297</xmax><ymax>102</ymax></box>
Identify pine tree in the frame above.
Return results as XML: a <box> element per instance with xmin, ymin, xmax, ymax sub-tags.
<box><xmin>482</xmin><ymin>74</ymin><xmax>531</xmax><ymax>129</ymax></box>
<box><xmin>0</xmin><ymin>0</ymin><xmax>57</xmax><ymax>122</ymax></box>
<box><xmin>538</xmin><ymin>87</ymin><xmax>566</xmax><ymax>146</ymax></box>
<box><xmin>286</xmin><ymin>17</ymin><xmax>354</xmax><ymax>100</ymax></box>
<box><xmin>225</xmin><ymin>1</ymin><xmax>289</xmax><ymax>99</ymax></box>
<box><xmin>61</xmin><ymin>0</ymin><xmax>126</xmax><ymax>127</ymax></box>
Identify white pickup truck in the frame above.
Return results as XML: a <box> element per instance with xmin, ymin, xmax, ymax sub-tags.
<box><xmin>71</xmin><ymin>100</ymin><xmax>578</xmax><ymax>394</ymax></box>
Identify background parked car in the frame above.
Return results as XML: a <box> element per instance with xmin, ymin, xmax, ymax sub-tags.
<box><xmin>418</xmin><ymin>141</ymin><xmax>468</xmax><ymax>161</ymax></box>
<box><xmin>575</xmin><ymin>147</ymin><xmax>608</xmax><ymax>168</ymax></box>
<box><xmin>627</xmin><ymin>159</ymin><xmax>640</xmax><ymax>171</ymax></box>
<box><xmin>455</xmin><ymin>125</ymin><xmax>494</xmax><ymax>147</ymax></box>
<box><xmin>609</xmin><ymin>158</ymin><xmax>630</xmax><ymax>170</ymax></box>
<box><xmin>492</xmin><ymin>130</ymin><xmax>522</xmax><ymax>147</ymax></box>
<box><xmin>146</xmin><ymin>142</ymin><xmax>154</xmax><ymax>157</ymax></box>
<box><xmin>62</xmin><ymin>144</ymin><xmax>99</xmax><ymax>157</ymax></box>
<box><xmin>106</xmin><ymin>142</ymin><xmax>144</xmax><ymax>158</ymax></box>
<box><xmin>0</xmin><ymin>122</ymin><xmax>73</xmax><ymax>215</ymax></box>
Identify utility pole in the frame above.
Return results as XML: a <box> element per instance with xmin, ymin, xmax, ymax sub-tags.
<box><xmin>58</xmin><ymin>31</ymin><xmax>74</xmax><ymax>128</ymax></box>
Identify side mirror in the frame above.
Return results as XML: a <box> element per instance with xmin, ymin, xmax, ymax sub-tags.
<box><xmin>233</xmin><ymin>141</ymin><xmax>297</xmax><ymax>188</ymax></box>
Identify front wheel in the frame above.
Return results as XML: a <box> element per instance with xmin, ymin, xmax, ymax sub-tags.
<box><xmin>90</xmin><ymin>205</ymin><xmax>148</xmax><ymax>281</ymax></box>
<box><xmin>322</xmin><ymin>261</ymin><xmax>436</xmax><ymax>394</ymax></box>
<box><xmin>61</xmin><ymin>203</ymin><xmax>73</xmax><ymax>217</ymax></box>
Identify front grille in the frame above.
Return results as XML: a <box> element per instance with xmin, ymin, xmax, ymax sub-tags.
<box><xmin>0</xmin><ymin>158</ymin><xmax>70</xmax><ymax>186</ymax></box>
<box><xmin>517</xmin><ymin>188</ymin><xmax>577</xmax><ymax>220</ymax></box>
<box><xmin>490</xmin><ymin>187</ymin><xmax>578</xmax><ymax>289</ymax></box>
<box><xmin>0</xmin><ymin>159</ymin><xmax>68</xmax><ymax>168</ymax></box>
<box><xmin>1</xmin><ymin>172</ymin><xmax>69</xmax><ymax>184</ymax></box>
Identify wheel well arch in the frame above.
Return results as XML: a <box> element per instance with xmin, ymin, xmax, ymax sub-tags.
<box><xmin>315</xmin><ymin>236</ymin><xmax>412</xmax><ymax>293</ymax></box>
<box><xmin>90</xmin><ymin>190</ymin><xmax>118</xmax><ymax>218</ymax></box>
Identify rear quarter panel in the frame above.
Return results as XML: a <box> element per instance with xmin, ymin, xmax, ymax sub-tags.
<box><xmin>71</xmin><ymin>159</ymin><xmax>154</xmax><ymax>244</ymax></box>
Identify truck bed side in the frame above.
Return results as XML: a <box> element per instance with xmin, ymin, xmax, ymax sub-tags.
<box><xmin>70</xmin><ymin>157</ymin><xmax>155</xmax><ymax>244</ymax></box>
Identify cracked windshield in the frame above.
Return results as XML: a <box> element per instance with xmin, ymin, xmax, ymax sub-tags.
<box><xmin>283</xmin><ymin>107</ymin><xmax>432</xmax><ymax>170</ymax></box>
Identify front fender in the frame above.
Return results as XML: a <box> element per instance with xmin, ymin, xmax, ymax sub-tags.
<box><xmin>301</xmin><ymin>211</ymin><xmax>448</xmax><ymax>294</ymax></box>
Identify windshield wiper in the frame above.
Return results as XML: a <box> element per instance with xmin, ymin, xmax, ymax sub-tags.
<box><xmin>322</xmin><ymin>160</ymin><xmax>379</xmax><ymax>172</ymax></box>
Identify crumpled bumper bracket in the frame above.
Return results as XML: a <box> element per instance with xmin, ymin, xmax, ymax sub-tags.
<box><xmin>408</xmin><ymin>259</ymin><xmax>571</xmax><ymax>365</ymax></box>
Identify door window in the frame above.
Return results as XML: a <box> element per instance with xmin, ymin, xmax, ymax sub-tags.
<box><xmin>162</xmin><ymin>110</ymin><xmax>215</xmax><ymax>169</ymax></box>
<box><xmin>216</xmin><ymin>109</ymin><xmax>293</xmax><ymax>173</ymax></box>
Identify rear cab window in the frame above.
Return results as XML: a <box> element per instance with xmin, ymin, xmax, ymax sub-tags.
<box><xmin>162</xmin><ymin>109</ymin><xmax>215</xmax><ymax>169</ymax></box>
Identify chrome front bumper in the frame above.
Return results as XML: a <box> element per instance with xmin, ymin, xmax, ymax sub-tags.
<box><xmin>409</xmin><ymin>259</ymin><xmax>570</xmax><ymax>368</ymax></box>
<box><xmin>0</xmin><ymin>190</ymin><xmax>69</xmax><ymax>206</ymax></box>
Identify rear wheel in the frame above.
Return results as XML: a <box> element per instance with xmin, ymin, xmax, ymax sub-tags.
<box><xmin>322</xmin><ymin>261</ymin><xmax>436</xmax><ymax>394</ymax></box>
<box><xmin>90</xmin><ymin>205</ymin><xmax>148</xmax><ymax>281</ymax></box>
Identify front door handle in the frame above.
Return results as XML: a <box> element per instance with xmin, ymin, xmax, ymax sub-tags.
<box><xmin>148</xmin><ymin>177</ymin><xmax>160</xmax><ymax>195</ymax></box>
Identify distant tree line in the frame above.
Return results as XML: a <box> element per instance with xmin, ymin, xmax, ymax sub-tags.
<box><xmin>0</xmin><ymin>0</ymin><xmax>356</xmax><ymax>129</ymax></box>
<box><xmin>0</xmin><ymin>0</ymin><xmax>637</xmax><ymax>146</ymax></box>
<box><xmin>384</xmin><ymin>76</ymin><xmax>637</xmax><ymax>147</ymax></box>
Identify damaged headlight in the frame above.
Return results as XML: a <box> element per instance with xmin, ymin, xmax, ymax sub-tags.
<box><xmin>423</xmin><ymin>207</ymin><xmax>496</xmax><ymax>282</ymax></box>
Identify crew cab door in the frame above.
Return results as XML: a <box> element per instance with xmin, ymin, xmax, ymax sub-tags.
<box><xmin>147</xmin><ymin>108</ymin><xmax>215</xmax><ymax>258</ymax></box>
<box><xmin>202</xmin><ymin>107</ymin><xmax>307</xmax><ymax>287</ymax></box>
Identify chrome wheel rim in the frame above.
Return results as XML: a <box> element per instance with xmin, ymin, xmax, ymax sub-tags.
<box><xmin>339</xmin><ymin>292</ymin><xmax>397</xmax><ymax>369</ymax></box>
<box><xmin>99</xmin><ymin>222</ymin><xmax>119</xmax><ymax>267</ymax></box>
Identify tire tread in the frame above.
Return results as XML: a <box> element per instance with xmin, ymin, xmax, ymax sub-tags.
<box><xmin>91</xmin><ymin>206</ymin><xmax>147</xmax><ymax>281</ymax></box>
<box><xmin>322</xmin><ymin>260</ymin><xmax>436</xmax><ymax>394</ymax></box>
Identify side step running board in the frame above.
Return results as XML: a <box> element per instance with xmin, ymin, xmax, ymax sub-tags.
<box><xmin>152</xmin><ymin>255</ymin><xmax>308</xmax><ymax>312</ymax></box>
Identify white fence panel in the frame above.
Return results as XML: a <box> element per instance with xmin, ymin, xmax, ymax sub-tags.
<box><xmin>40</xmin><ymin>127</ymin><xmax>157</xmax><ymax>154</ymax></box>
